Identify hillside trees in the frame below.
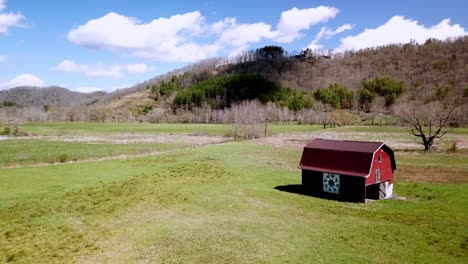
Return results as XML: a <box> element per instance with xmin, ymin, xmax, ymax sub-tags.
<box><xmin>314</xmin><ymin>83</ymin><xmax>354</xmax><ymax>109</ymax></box>
<box><xmin>358</xmin><ymin>77</ymin><xmax>404</xmax><ymax>112</ymax></box>
<box><xmin>362</xmin><ymin>77</ymin><xmax>405</xmax><ymax>107</ymax></box>
<box><xmin>358</xmin><ymin>88</ymin><xmax>376</xmax><ymax>112</ymax></box>
<box><xmin>173</xmin><ymin>74</ymin><xmax>314</xmax><ymax>111</ymax></box>
<box><xmin>256</xmin><ymin>46</ymin><xmax>284</xmax><ymax>60</ymax></box>
<box><xmin>150</xmin><ymin>72</ymin><xmax>194</xmax><ymax>100</ymax></box>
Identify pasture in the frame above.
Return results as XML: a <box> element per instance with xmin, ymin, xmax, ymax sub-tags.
<box><xmin>0</xmin><ymin>123</ymin><xmax>467</xmax><ymax>263</ymax></box>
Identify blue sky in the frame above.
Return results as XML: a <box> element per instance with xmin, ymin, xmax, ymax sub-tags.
<box><xmin>0</xmin><ymin>0</ymin><xmax>467</xmax><ymax>92</ymax></box>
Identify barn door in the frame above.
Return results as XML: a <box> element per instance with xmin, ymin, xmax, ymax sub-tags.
<box><xmin>379</xmin><ymin>183</ymin><xmax>386</xmax><ymax>199</ymax></box>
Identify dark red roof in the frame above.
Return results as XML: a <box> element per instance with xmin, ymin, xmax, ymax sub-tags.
<box><xmin>299</xmin><ymin>138</ymin><xmax>395</xmax><ymax>177</ymax></box>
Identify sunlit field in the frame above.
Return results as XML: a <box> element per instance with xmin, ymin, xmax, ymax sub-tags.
<box><xmin>0</xmin><ymin>123</ymin><xmax>466</xmax><ymax>263</ymax></box>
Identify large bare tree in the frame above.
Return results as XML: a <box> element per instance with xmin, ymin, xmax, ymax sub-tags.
<box><xmin>396</xmin><ymin>101</ymin><xmax>458</xmax><ymax>150</ymax></box>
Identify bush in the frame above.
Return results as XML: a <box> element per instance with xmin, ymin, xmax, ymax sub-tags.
<box><xmin>1</xmin><ymin>127</ymin><xmax>10</xmax><ymax>135</ymax></box>
<box><xmin>59</xmin><ymin>154</ymin><xmax>68</xmax><ymax>163</ymax></box>
<box><xmin>449</xmin><ymin>141</ymin><xmax>458</xmax><ymax>152</ymax></box>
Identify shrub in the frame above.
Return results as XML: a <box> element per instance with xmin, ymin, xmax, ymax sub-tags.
<box><xmin>59</xmin><ymin>154</ymin><xmax>68</xmax><ymax>163</ymax></box>
<box><xmin>449</xmin><ymin>141</ymin><xmax>458</xmax><ymax>152</ymax></box>
<box><xmin>1</xmin><ymin>127</ymin><xmax>10</xmax><ymax>135</ymax></box>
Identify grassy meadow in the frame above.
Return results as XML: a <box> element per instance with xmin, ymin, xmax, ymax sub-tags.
<box><xmin>0</xmin><ymin>139</ymin><xmax>182</xmax><ymax>166</ymax></box>
<box><xmin>16</xmin><ymin>122</ymin><xmax>323</xmax><ymax>136</ymax></box>
<box><xmin>0</xmin><ymin>122</ymin><xmax>467</xmax><ymax>263</ymax></box>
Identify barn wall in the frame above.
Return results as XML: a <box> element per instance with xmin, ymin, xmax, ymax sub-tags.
<box><xmin>341</xmin><ymin>176</ymin><xmax>366</xmax><ymax>203</ymax></box>
<box><xmin>366</xmin><ymin>148</ymin><xmax>394</xmax><ymax>186</ymax></box>
<box><xmin>302</xmin><ymin>170</ymin><xmax>366</xmax><ymax>203</ymax></box>
<box><xmin>302</xmin><ymin>170</ymin><xmax>322</xmax><ymax>195</ymax></box>
<box><xmin>366</xmin><ymin>184</ymin><xmax>380</xmax><ymax>199</ymax></box>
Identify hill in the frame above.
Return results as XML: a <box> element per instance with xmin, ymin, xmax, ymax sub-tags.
<box><xmin>0</xmin><ymin>86</ymin><xmax>106</xmax><ymax>122</ymax></box>
<box><xmin>0</xmin><ymin>86</ymin><xmax>105</xmax><ymax>108</ymax></box>
<box><xmin>1</xmin><ymin>37</ymin><xmax>467</xmax><ymax>124</ymax></box>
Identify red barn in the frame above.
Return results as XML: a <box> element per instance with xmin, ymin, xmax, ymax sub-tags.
<box><xmin>299</xmin><ymin>138</ymin><xmax>396</xmax><ymax>203</ymax></box>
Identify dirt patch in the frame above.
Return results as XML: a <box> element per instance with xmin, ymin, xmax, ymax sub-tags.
<box><xmin>30</xmin><ymin>133</ymin><xmax>230</xmax><ymax>146</ymax></box>
<box><xmin>397</xmin><ymin>165</ymin><xmax>468</xmax><ymax>184</ymax></box>
<box><xmin>254</xmin><ymin>130</ymin><xmax>468</xmax><ymax>151</ymax></box>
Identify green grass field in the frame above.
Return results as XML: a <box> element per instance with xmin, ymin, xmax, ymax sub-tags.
<box><xmin>13</xmin><ymin>122</ymin><xmax>323</xmax><ymax>136</ymax></box>
<box><xmin>0</xmin><ymin>139</ymin><xmax>182</xmax><ymax>166</ymax></box>
<box><xmin>0</xmin><ymin>123</ymin><xmax>467</xmax><ymax>263</ymax></box>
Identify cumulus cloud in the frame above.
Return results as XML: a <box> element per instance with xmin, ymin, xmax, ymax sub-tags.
<box><xmin>0</xmin><ymin>74</ymin><xmax>45</xmax><ymax>89</ymax></box>
<box><xmin>67</xmin><ymin>12</ymin><xmax>218</xmax><ymax>62</ymax></box>
<box><xmin>336</xmin><ymin>16</ymin><xmax>468</xmax><ymax>52</ymax></box>
<box><xmin>275</xmin><ymin>6</ymin><xmax>339</xmax><ymax>43</ymax></box>
<box><xmin>0</xmin><ymin>0</ymin><xmax>24</xmax><ymax>34</ymax></box>
<box><xmin>66</xmin><ymin>6</ymin><xmax>342</xmax><ymax>62</ymax></box>
<box><xmin>214</xmin><ymin>17</ymin><xmax>277</xmax><ymax>56</ymax></box>
<box><xmin>0</xmin><ymin>54</ymin><xmax>7</xmax><ymax>62</ymax></box>
<box><xmin>306</xmin><ymin>24</ymin><xmax>353</xmax><ymax>50</ymax></box>
<box><xmin>51</xmin><ymin>60</ymin><xmax>155</xmax><ymax>79</ymax></box>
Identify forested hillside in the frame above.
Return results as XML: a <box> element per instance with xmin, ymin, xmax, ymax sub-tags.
<box><xmin>0</xmin><ymin>86</ymin><xmax>105</xmax><ymax>107</ymax></box>
<box><xmin>1</xmin><ymin>37</ymin><xmax>466</xmax><ymax>124</ymax></box>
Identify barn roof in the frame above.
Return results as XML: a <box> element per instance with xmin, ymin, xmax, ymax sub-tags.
<box><xmin>299</xmin><ymin>138</ymin><xmax>396</xmax><ymax>177</ymax></box>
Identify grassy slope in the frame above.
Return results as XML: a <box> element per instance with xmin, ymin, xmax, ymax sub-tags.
<box><xmin>0</xmin><ymin>142</ymin><xmax>466</xmax><ymax>263</ymax></box>
<box><xmin>0</xmin><ymin>140</ymin><xmax>181</xmax><ymax>167</ymax></box>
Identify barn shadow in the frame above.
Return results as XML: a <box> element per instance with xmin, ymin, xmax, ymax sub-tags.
<box><xmin>274</xmin><ymin>184</ymin><xmax>307</xmax><ymax>195</ymax></box>
<box><xmin>274</xmin><ymin>184</ymin><xmax>341</xmax><ymax>201</ymax></box>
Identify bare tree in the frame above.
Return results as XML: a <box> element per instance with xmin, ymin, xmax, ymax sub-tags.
<box><xmin>396</xmin><ymin>101</ymin><xmax>458</xmax><ymax>150</ymax></box>
<box><xmin>229</xmin><ymin>101</ymin><xmax>262</xmax><ymax>140</ymax></box>
<box><xmin>260</xmin><ymin>102</ymin><xmax>278</xmax><ymax>137</ymax></box>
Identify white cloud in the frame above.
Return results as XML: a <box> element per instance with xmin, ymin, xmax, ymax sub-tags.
<box><xmin>306</xmin><ymin>24</ymin><xmax>353</xmax><ymax>50</ymax></box>
<box><xmin>67</xmin><ymin>12</ymin><xmax>217</xmax><ymax>62</ymax></box>
<box><xmin>325</xmin><ymin>24</ymin><xmax>353</xmax><ymax>39</ymax></box>
<box><xmin>0</xmin><ymin>54</ymin><xmax>7</xmax><ymax>62</ymax></box>
<box><xmin>75</xmin><ymin>86</ymin><xmax>104</xmax><ymax>93</ymax></box>
<box><xmin>215</xmin><ymin>18</ymin><xmax>276</xmax><ymax>50</ymax></box>
<box><xmin>66</xmin><ymin>7</ymin><xmax>343</xmax><ymax>62</ymax></box>
<box><xmin>275</xmin><ymin>6</ymin><xmax>339</xmax><ymax>43</ymax></box>
<box><xmin>51</xmin><ymin>60</ymin><xmax>155</xmax><ymax>79</ymax></box>
<box><xmin>126</xmin><ymin>63</ymin><xmax>155</xmax><ymax>74</ymax></box>
<box><xmin>0</xmin><ymin>0</ymin><xmax>24</xmax><ymax>34</ymax></box>
<box><xmin>0</xmin><ymin>74</ymin><xmax>45</xmax><ymax>89</ymax></box>
<box><xmin>75</xmin><ymin>84</ymin><xmax>128</xmax><ymax>93</ymax></box>
<box><xmin>307</xmin><ymin>27</ymin><xmax>326</xmax><ymax>50</ymax></box>
<box><xmin>336</xmin><ymin>16</ymin><xmax>468</xmax><ymax>52</ymax></box>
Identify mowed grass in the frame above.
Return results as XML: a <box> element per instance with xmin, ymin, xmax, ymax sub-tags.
<box><xmin>13</xmin><ymin>122</ymin><xmax>323</xmax><ymax>136</ymax></box>
<box><xmin>0</xmin><ymin>139</ymin><xmax>182</xmax><ymax>166</ymax></box>
<box><xmin>0</xmin><ymin>142</ymin><xmax>467</xmax><ymax>263</ymax></box>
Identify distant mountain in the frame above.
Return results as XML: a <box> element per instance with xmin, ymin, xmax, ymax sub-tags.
<box><xmin>0</xmin><ymin>86</ymin><xmax>106</xmax><ymax>108</ymax></box>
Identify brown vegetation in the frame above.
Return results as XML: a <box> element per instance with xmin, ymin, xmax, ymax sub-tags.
<box><xmin>1</xmin><ymin>37</ymin><xmax>467</xmax><ymax>127</ymax></box>
<box><xmin>397</xmin><ymin>165</ymin><xmax>468</xmax><ymax>184</ymax></box>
